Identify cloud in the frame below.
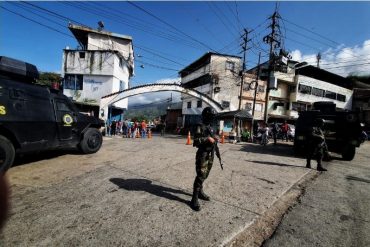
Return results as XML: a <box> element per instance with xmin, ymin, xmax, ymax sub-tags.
<box><xmin>290</xmin><ymin>39</ymin><xmax>370</xmax><ymax>76</ymax></box>
<box><xmin>128</xmin><ymin>77</ymin><xmax>181</xmax><ymax>106</ymax></box>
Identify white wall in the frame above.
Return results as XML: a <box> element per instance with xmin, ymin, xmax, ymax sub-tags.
<box><xmin>295</xmin><ymin>75</ymin><xmax>353</xmax><ymax>110</ymax></box>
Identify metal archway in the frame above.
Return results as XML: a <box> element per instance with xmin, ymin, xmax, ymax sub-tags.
<box><xmin>99</xmin><ymin>83</ymin><xmax>224</xmax><ymax>121</ymax></box>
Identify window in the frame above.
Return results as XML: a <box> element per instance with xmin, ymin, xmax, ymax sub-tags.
<box><xmin>187</xmin><ymin>101</ymin><xmax>191</xmax><ymax>109</ymax></box>
<box><xmin>298</xmin><ymin>84</ymin><xmax>312</xmax><ymax>94</ymax></box>
<box><xmin>337</xmin><ymin>94</ymin><xmax>346</xmax><ymax>102</ymax></box>
<box><xmin>56</xmin><ymin>100</ymin><xmax>73</xmax><ymax>112</ymax></box>
<box><xmin>79</xmin><ymin>52</ymin><xmax>85</xmax><ymax>59</ymax></box>
<box><xmin>311</xmin><ymin>87</ymin><xmax>324</xmax><ymax>97</ymax></box>
<box><xmin>119</xmin><ymin>58</ymin><xmax>123</xmax><ymax>68</ymax></box>
<box><xmin>258</xmin><ymin>85</ymin><xmax>265</xmax><ymax>93</ymax></box>
<box><xmin>119</xmin><ymin>80</ymin><xmax>125</xmax><ymax>91</ymax></box>
<box><xmin>221</xmin><ymin>101</ymin><xmax>230</xmax><ymax>108</ymax></box>
<box><xmin>245</xmin><ymin>103</ymin><xmax>252</xmax><ymax>110</ymax></box>
<box><xmin>225</xmin><ymin>61</ymin><xmax>235</xmax><ymax>71</ymax></box>
<box><xmin>197</xmin><ymin>100</ymin><xmax>202</xmax><ymax>108</ymax></box>
<box><xmin>64</xmin><ymin>74</ymin><xmax>83</xmax><ymax>90</ymax></box>
<box><xmin>254</xmin><ymin>103</ymin><xmax>262</xmax><ymax>112</ymax></box>
<box><xmin>325</xmin><ymin>90</ymin><xmax>336</xmax><ymax>100</ymax></box>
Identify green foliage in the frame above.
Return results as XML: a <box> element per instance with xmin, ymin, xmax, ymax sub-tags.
<box><xmin>124</xmin><ymin>102</ymin><xmax>168</xmax><ymax>121</ymax></box>
<box><xmin>347</xmin><ymin>74</ymin><xmax>370</xmax><ymax>84</ymax></box>
<box><xmin>37</xmin><ymin>72</ymin><xmax>62</xmax><ymax>86</ymax></box>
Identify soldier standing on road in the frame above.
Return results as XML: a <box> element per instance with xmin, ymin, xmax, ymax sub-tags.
<box><xmin>190</xmin><ymin>107</ymin><xmax>219</xmax><ymax>211</ymax></box>
<box><xmin>306</xmin><ymin>118</ymin><xmax>327</xmax><ymax>171</ymax></box>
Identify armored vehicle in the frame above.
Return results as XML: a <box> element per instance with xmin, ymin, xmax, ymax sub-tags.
<box><xmin>0</xmin><ymin>56</ymin><xmax>103</xmax><ymax>172</ymax></box>
<box><xmin>294</xmin><ymin>101</ymin><xmax>363</xmax><ymax>161</ymax></box>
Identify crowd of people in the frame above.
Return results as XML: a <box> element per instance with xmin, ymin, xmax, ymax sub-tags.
<box><xmin>104</xmin><ymin>119</ymin><xmax>166</xmax><ymax>138</ymax></box>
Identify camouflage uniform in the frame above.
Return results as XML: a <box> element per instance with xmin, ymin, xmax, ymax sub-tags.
<box><xmin>306</xmin><ymin>119</ymin><xmax>327</xmax><ymax>171</ymax></box>
<box><xmin>190</xmin><ymin>107</ymin><xmax>217</xmax><ymax>211</ymax></box>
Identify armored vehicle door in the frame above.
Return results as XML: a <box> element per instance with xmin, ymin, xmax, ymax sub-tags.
<box><xmin>53</xmin><ymin>98</ymin><xmax>78</xmax><ymax>141</ymax></box>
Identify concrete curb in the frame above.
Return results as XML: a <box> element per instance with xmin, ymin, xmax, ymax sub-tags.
<box><xmin>224</xmin><ymin>170</ymin><xmax>319</xmax><ymax>247</ymax></box>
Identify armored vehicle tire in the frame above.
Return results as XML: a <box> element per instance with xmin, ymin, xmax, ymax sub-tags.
<box><xmin>342</xmin><ymin>145</ymin><xmax>355</xmax><ymax>161</ymax></box>
<box><xmin>79</xmin><ymin>128</ymin><xmax>103</xmax><ymax>154</ymax></box>
<box><xmin>0</xmin><ymin>135</ymin><xmax>15</xmax><ymax>172</ymax></box>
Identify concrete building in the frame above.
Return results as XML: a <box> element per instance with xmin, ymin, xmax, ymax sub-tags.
<box><xmin>61</xmin><ymin>23</ymin><xmax>134</xmax><ymax>119</ymax></box>
<box><xmin>249</xmin><ymin>60</ymin><xmax>354</xmax><ymax>122</ymax></box>
<box><xmin>178</xmin><ymin>52</ymin><xmax>267</xmax><ymax>134</ymax></box>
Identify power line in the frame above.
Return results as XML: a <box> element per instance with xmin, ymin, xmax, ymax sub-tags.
<box><xmin>127</xmin><ymin>1</ymin><xmax>216</xmax><ymax>52</ymax></box>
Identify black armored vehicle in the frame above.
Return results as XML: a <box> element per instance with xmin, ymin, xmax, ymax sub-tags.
<box><xmin>0</xmin><ymin>56</ymin><xmax>103</xmax><ymax>171</ymax></box>
<box><xmin>294</xmin><ymin>101</ymin><xmax>363</xmax><ymax>161</ymax></box>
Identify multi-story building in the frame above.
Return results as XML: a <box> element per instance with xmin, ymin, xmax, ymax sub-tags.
<box><xmin>179</xmin><ymin>52</ymin><xmax>267</xmax><ymax>133</ymax></box>
<box><xmin>250</xmin><ymin>60</ymin><xmax>353</xmax><ymax>122</ymax></box>
<box><xmin>61</xmin><ymin>24</ymin><xmax>134</xmax><ymax>119</ymax></box>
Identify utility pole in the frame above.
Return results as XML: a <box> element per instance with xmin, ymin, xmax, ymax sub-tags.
<box><xmin>238</xmin><ymin>28</ymin><xmax>250</xmax><ymax>110</ymax></box>
<box><xmin>263</xmin><ymin>7</ymin><xmax>282</xmax><ymax>123</ymax></box>
<box><xmin>316</xmin><ymin>52</ymin><xmax>321</xmax><ymax>68</ymax></box>
<box><xmin>237</xmin><ymin>28</ymin><xmax>250</xmax><ymax>141</ymax></box>
<box><xmin>250</xmin><ymin>52</ymin><xmax>261</xmax><ymax>142</ymax></box>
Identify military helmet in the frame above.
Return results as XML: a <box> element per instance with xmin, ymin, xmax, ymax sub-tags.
<box><xmin>314</xmin><ymin>118</ymin><xmax>325</xmax><ymax>127</ymax></box>
<box><xmin>202</xmin><ymin>107</ymin><xmax>216</xmax><ymax>124</ymax></box>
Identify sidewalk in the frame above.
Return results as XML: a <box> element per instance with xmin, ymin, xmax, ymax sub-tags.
<box><xmin>2</xmin><ymin>135</ymin><xmax>314</xmax><ymax>246</ymax></box>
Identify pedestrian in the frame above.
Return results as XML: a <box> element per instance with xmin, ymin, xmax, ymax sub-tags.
<box><xmin>190</xmin><ymin>107</ymin><xmax>218</xmax><ymax>211</ymax></box>
<box><xmin>271</xmin><ymin>121</ymin><xmax>279</xmax><ymax>145</ymax></box>
<box><xmin>261</xmin><ymin>122</ymin><xmax>269</xmax><ymax>146</ymax></box>
<box><xmin>306</xmin><ymin>118</ymin><xmax>327</xmax><ymax>171</ymax></box>
<box><xmin>160</xmin><ymin>120</ymin><xmax>166</xmax><ymax>136</ymax></box>
<box><xmin>111</xmin><ymin>120</ymin><xmax>117</xmax><ymax>136</ymax></box>
<box><xmin>281</xmin><ymin>121</ymin><xmax>290</xmax><ymax>142</ymax></box>
<box><xmin>141</xmin><ymin>120</ymin><xmax>147</xmax><ymax>138</ymax></box>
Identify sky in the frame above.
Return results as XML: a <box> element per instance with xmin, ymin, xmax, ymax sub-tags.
<box><xmin>1</xmin><ymin>1</ymin><xmax>370</xmax><ymax>105</ymax></box>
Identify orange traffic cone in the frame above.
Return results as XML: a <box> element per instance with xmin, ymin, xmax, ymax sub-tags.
<box><xmin>186</xmin><ymin>131</ymin><xmax>192</xmax><ymax>145</ymax></box>
<box><xmin>220</xmin><ymin>131</ymin><xmax>225</xmax><ymax>144</ymax></box>
<box><xmin>148</xmin><ymin>129</ymin><xmax>152</xmax><ymax>139</ymax></box>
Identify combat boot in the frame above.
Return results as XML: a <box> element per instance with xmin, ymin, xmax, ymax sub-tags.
<box><xmin>199</xmin><ymin>188</ymin><xmax>210</xmax><ymax>201</ymax></box>
<box><xmin>190</xmin><ymin>188</ymin><xmax>200</xmax><ymax>211</ymax></box>
<box><xmin>306</xmin><ymin>159</ymin><xmax>311</xmax><ymax>169</ymax></box>
<box><xmin>317</xmin><ymin>161</ymin><xmax>327</xmax><ymax>171</ymax></box>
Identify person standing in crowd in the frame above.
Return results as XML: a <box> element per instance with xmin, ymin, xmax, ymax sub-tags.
<box><xmin>111</xmin><ymin>120</ymin><xmax>117</xmax><ymax>136</ymax></box>
<box><xmin>141</xmin><ymin>120</ymin><xmax>147</xmax><ymax>138</ymax></box>
<box><xmin>190</xmin><ymin>107</ymin><xmax>219</xmax><ymax>211</ymax></box>
<box><xmin>271</xmin><ymin>121</ymin><xmax>279</xmax><ymax>145</ymax></box>
<box><xmin>281</xmin><ymin>121</ymin><xmax>290</xmax><ymax>142</ymax></box>
<box><xmin>306</xmin><ymin>118</ymin><xmax>327</xmax><ymax>171</ymax></box>
<box><xmin>122</xmin><ymin>120</ymin><xmax>128</xmax><ymax>138</ymax></box>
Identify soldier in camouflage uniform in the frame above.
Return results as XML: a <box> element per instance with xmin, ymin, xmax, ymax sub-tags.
<box><xmin>190</xmin><ymin>107</ymin><xmax>218</xmax><ymax>211</ymax></box>
<box><xmin>306</xmin><ymin>118</ymin><xmax>327</xmax><ymax>171</ymax></box>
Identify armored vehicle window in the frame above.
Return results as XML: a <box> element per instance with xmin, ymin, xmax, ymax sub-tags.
<box><xmin>56</xmin><ymin>100</ymin><xmax>74</xmax><ymax>112</ymax></box>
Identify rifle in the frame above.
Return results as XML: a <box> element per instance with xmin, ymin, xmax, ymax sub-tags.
<box><xmin>205</xmin><ymin>126</ymin><xmax>224</xmax><ymax>170</ymax></box>
<box><xmin>214</xmin><ymin>140</ymin><xmax>224</xmax><ymax>170</ymax></box>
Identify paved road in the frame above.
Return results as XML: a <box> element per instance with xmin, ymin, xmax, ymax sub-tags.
<box><xmin>264</xmin><ymin>142</ymin><xmax>370</xmax><ymax>247</ymax></box>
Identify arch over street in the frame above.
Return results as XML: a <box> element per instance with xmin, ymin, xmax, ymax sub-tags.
<box><xmin>99</xmin><ymin>83</ymin><xmax>223</xmax><ymax>121</ymax></box>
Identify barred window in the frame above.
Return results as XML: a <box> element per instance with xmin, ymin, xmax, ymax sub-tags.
<box><xmin>187</xmin><ymin>101</ymin><xmax>191</xmax><ymax>109</ymax></box>
<box><xmin>197</xmin><ymin>100</ymin><xmax>202</xmax><ymax>108</ymax></box>
<box><xmin>225</xmin><ymin>61</ymin><xmax>235</xmax><ymax>71</ymax></box>
<box><xmin>298</xmin><ymin>84</ymin><xmax>312</xmax><ymax>94</ymax></box>
<box><xmin>311</xmin><ymin>87</ymin><xmax>324</xmax><ymax>97</ymax></box>
<box><xmin>258</xmin><ymin>85</ymin><xmax>265</xmax><ymax>92</ymax></box>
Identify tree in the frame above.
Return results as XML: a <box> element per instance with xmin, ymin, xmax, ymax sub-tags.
<box><xmin>37</xmin><ymin>72</ymin><xmax>62</xmax><ymax>87</ymax></box>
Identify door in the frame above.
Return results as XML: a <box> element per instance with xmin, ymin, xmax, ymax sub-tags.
<box><xmin>54</xmin><ymin>99</ymin><xmax>77</xmax><ymax>141</ymax></box>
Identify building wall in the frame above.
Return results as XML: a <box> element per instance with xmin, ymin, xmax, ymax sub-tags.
<box><xmin>294</xmin><ymin>75</ymin><xmax>353</xmax><ymax>110</ymax></box>
<box><xmin>241</xmin><ymin>75</ymin><xmax>267</xmax><ymax>120</ymax></box>
<box><xmin>62</xmin><ymin>50</ymin><xmax>130</xmax><ymax>109</ymax></box>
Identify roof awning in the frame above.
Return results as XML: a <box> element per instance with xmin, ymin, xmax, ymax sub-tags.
<box><xmin>217</xmin><ymin>110</ymin><xmax>253</xmax><ymax>120</ymax></box>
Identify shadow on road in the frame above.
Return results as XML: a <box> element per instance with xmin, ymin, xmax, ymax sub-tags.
<box><xmin>239</xmin><ymin>142</ymin><xmax>295</xmax><ymax>158</ymax></box>
<box><xmin>346</xmin><ymin>175</ymin><xmax>370</xmax><ymax>184</ymax></box>
<box><xmin>109</xmin><ymin>178</ymin><xmax>191</xmax><ymax>205</ymax></box>
<box><xmin>12</xmin><ymin>149</ymin><xmax>80</xmax><ymax>167</ymax></box>
<box><xmin>246</xmin><ymin>160</ymin><xmax>305</xmax><ymax>168</ymax></box>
